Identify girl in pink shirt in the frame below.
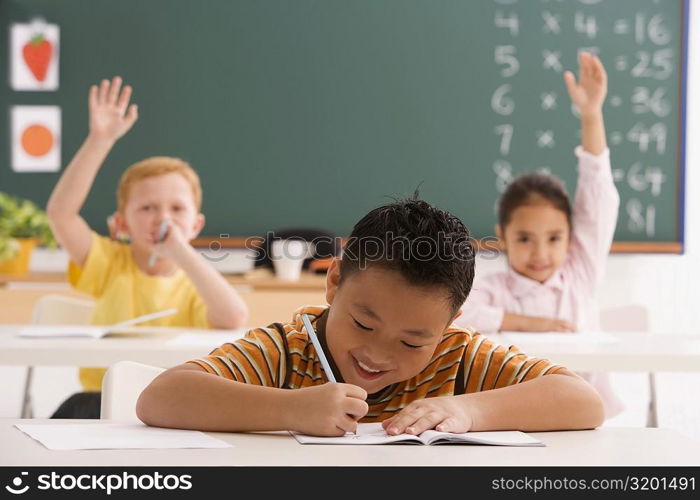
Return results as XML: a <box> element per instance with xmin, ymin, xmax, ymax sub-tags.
<box><xmin>457</xmin><ymin>52</ymin><xmax>623</xmax><ymax>417</ymax></box>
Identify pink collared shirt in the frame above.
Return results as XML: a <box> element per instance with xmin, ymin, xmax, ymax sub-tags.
<box><xmin>458</xmin><ymin>146</ymin><xmax>620</xmax><ymax>334</ymax></box>
<box><xmin>457</xmin><ymin>146</ymin><xmax>623</xmax><ymax>417</ymax></box>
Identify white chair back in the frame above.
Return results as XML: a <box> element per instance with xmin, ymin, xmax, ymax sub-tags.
<box><xmin>32</xmin><ymin>294</ymin><xmax>95</xmax><ymax>325</ymax></box>
<box><xmin>101</xmin><ymin>361</ymin><xmax>165</xmax><ymax>421</ymax></box>
<box><xmin>21</xmin><ymin>295</ymin><xmax>95</xmax><ymax>418</ymax></box>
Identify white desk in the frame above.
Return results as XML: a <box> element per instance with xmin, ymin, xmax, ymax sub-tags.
<box><xmin>488</xmin><ymin>332</ymin><xmax>700</xmax><ymax>372</ymax></box>
<box><xmin>0</xmin><ymin>326</ymin><xmax>244</xmax><ymax>367</ymax></box>
<box><xmin>2</xmin><ymin>419</ymin><xmax>699</xmax><ymax>466</ymax></box>
<box><xmin>1</xmin><ymin>327</ymin><xmax>698</xmax><ymax>372</ymax></box>
<box><xmin>2</xmin><ymin>328</ymin><xmax>697</xmax><ymax>427</ymax></box>
<box><xmin>487</xmin><ymin>332</ymin><xmax>700</xmax><ymax>428</ymax></box>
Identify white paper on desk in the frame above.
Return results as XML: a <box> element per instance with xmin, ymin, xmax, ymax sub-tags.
<box><xmin>15</xmin><ymin>423</ymin><xmax>232</xmax><ymax>450</ymax></box>
<box><xmin>498</xmin><ymin>331</ymin><xmax>620</xmax><ymax>345</ymax></box>
<box><xmin>166</xmin><ymin>332</ymin><xmax>246</xmax><ymax>347</ymax></box>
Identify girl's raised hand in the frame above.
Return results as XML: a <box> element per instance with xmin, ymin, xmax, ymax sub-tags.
<box><xmin>88</xmin><ymin>76</ymin><xmax>138</xmax><ymax>142</ymax></box>
<box><xmin>564</xmin><ymin>52</ymin><xmax>608</xmax><ymax>118</ymax></box>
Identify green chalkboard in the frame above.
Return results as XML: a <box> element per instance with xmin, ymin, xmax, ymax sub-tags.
<box><xmin>0</xmin><ymin>0</ymin><xmax>687</xmax><ymax>248</ymax></box>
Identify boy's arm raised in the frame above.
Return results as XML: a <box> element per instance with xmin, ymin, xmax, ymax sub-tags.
<box><xmin>47</xmin><ymin>77</ymin><xmax>138</xmax><ymax>267</ymax></box>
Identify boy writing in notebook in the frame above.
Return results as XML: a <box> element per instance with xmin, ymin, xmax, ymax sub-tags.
<box><xmin>47</xmin><ymin>77</ymin><xmax>248</xmax><ymax>417</ymax></box>
<box><xmin>138</xmin><ymin>198</ymin><xmax>604</xmax><ymax>436</ymax></box>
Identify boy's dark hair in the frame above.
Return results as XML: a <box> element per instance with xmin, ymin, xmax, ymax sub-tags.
<box><xmin>498</xmin><ymin>172</ymin><xmax>572</xmax><ymax>229</ymax></box>
<box><xmin>340</xmin><ymin>196</ymin><xmax>475</xmax><ymax>315</ymax></box>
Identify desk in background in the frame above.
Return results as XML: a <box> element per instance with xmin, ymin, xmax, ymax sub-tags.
<box><xmin>2</xmin><ymin>289</ymin><xmax>697</xmax><ymax>372</ymax></box>
<box><xmin>0</xmin><ymin>268</ymin><xmax>327</xmax><ymax>292</ymax></box>
<box><xmin>1</xmin><ymin>326</ymin><xmax>698</xmax><ymax>372</ymax></box>
<box><xmin>0</xmin><ymin>326</ymin><xmax>245</xmax><ymax>367</ymax></box>
<box><xmin>225</xmin><ymin>268</ymin><xmax>326</xmax><ymax>291</ymax></box>
<box><xmin>487</xmin><ymin>333</ymin><xmax>700</xmax><ymax>373</ymax></box>
<box><xmin>0</xmin><ymin>288</ymin><xmax>326</xmax><ymax>328</ymax></box>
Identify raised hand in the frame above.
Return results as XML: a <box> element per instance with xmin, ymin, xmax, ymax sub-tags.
<box><xmin>564</xmin><ymin>52</ymin><xmax>608</xmax><ymax>118</ymax></box>
<box><xmin>88</xmin><ymin>76</ymin><xmax>138</xmax><ymax>142</ymax></box>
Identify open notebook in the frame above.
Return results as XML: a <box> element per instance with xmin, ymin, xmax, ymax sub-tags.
<box><xmin>292</xmin><ymin>422</ymin><xmax>544</xmax><ymax>447</ymax></box>
<box><xmin>17</xmin><ymin>308</ymin><xmax>178</xmax><ymax>339</ymax></box>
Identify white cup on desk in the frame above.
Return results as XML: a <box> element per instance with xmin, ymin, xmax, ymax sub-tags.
<box><xmin>271</xmin><ymin>240</ymin><xmax>310</xmax><ymax>282</ymax></box>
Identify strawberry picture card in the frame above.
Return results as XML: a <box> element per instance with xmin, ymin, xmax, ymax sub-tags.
<box><xmin>10</xmin><ymin>20</ymin><xmax>60</xmax><ymax>91</ymax></box>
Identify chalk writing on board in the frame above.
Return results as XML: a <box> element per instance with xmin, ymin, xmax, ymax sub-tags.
<box><xmin>493</xmin><ymin>160</ymin><xmax>513</xmax><ymax>194</ymax></box>
<box><xmin>631</xmin><ymin>87</ymin><xmax>671</xmax><ymax>117</ymax></box>
<box><xmin>494</xmin><ymin>124</ymin><xmax>513</xmax><ymax>155</ymax></box>
<box><xmin>542</xmin><ymin>11</ymin><xmax>561</xmax><ymax>35</ymax></box>
<box><xmin>574</xmin><ymin>12</ymin><xmax>598</xmax><ymax>39</ymax></box>
<box><xmin>488</xmin><ymin>0</ymin><xmax>679</xmax><ymax>240</ymax></box>
<box><xmin>627</xmin><ymin>122</ymin><xmax>667</xmax><ymax>154</ymax></box>
<box><xmin>635</xmin><ymin>13</ymin><xmax>671</xmax><ymax>45</ymax></box>
<box><xmin>627</xmin><ymin>199</ymin><xmax>656</xmax><ymax>237</ymax></box>
<box><xmin>543</xmin><ymin>50</ymin><xmax>563</xmax><ymax>72</ymax></box>
<box><xmin>631</xmin><ymin>49</ymin><xmax>673</xmax><ymax>79</ymax></box>
<box><xmin>495</xmin><ymin>11</ymin><xmax>519</xmax><ymax>36</ymax></box>
<box><xmin>495</xmin><ymin>45</ymin><xmax>520</xmax><ymax>77</ymax></box>
<box><xmin>541</xmin><ymin>92</ymin><xmax>557</xmax><ymax>110</ymax></box>
<box><xmin>627</xmin><ymin>163</ymin><xmax>666</xmax><ymax>196</ymax></box>
<box><xmin>536</xmin><ymin>130</ymin><xmax>555</xmax><ymax>149</ymax></box>
<box><xmin>491</xmin><ymin>84</ymin><xmax>514</xmax><ymax>115</ymax></box>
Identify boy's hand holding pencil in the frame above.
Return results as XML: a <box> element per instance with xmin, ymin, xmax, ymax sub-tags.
<box><xmin>148</xmin><ymin>219</ymin><xmax>193</xmax><ymax>267</ymax></box>
<box><xmin>281</xmin><ymin>314</ymin><xmax>368</xmax><ymax>437</ymax></box>
<box><xmin>284</xmin><ymin>383</ymin><xmax>369</xmax><ymax>437</ymax></box>
<box><xmin>148</xmin><ymin>219</ymin><xmax>170</xmax><ymax>267</ymax></box>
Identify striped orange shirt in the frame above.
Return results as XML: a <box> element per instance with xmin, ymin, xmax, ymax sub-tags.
<box><xmin>191</xmin><ymin>305</ymin><xmax>565</xmax><ymax>422</ymax></box>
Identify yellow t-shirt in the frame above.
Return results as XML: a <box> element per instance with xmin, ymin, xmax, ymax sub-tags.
<box><xmin>69</xmin><ymin>232</ymin><xmax>210</xmax><ymax>391</ymax></box>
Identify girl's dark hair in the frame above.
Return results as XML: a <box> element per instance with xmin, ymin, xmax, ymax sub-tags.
<box><xmin>498</xmin><ymin>172</ymin><xmax>572</xmax><ymax>229</ymax></box>
<box><xmin>340</xmin><ymin>195</ymin><xmax>475</xmax><ymax>314</ymax></box>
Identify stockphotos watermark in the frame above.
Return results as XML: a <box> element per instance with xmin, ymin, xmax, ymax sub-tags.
<box><xmin>3</xmin><ymin>470</ymin><xmax>192</xmax><ymax>496</ymax></box>
<box><xmin>199</xmin><ymin>232</ymin><xmax>501</xmax><ymax>266</ymax></box>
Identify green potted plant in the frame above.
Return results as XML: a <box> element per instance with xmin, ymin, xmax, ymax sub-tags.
<box><xmin>0</xmin><ymin>192</ymin><xmax>56</xmax><ymax>275</ymax></box>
